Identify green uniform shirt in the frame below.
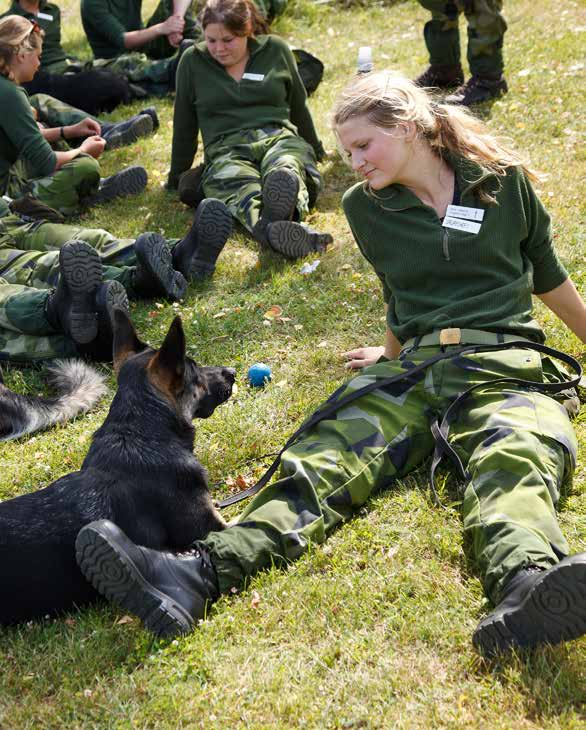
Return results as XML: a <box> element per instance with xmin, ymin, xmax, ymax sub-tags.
<box><xmin>1</xmin><ymin>0</ymin><xmax>68</xmax><ymax>71</ymax></box>
<box><xmin>168</xmin><ymin>34</ymin><xmax>324</xmax><ymax>188</ymax></box>
<box><xmin>0</xmin><ymin>76</ymin><xmax>56</xmax><ymax>196</ymax></box>
<box><xmin>342</xmin><ymin>157</ymin><xmax>568</xmax><ymax>344</ymax></box>
<box><xmin>81</xmin><ymin>0</ymin><xmax>143</xmax><ymax>58</ymax></box>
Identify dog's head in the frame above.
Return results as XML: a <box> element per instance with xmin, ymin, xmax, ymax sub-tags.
<box><xmin>112</xmin><ymin>309</ymin><xmax>235</xmax><ymax>422</ymax></box>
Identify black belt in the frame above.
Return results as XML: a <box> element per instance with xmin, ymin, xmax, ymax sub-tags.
<box><xmin>218</xmin><ymin>340</ymin><xmax>582</xmax><ymax>509</ymax></box>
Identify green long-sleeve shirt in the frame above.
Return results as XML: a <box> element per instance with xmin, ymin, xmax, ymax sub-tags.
<box><xmin>81</xmin><ymin>0</ymin><xmax>144</xmax><ymax>58</ymax></box>
<box><xmin>0</xmin><ymin>76</ymin><xmax>56</xmax><ymax>196</ymax></box>
<box><xmin>168</xmin><ymin>34</ymin><xmax>324</xmax><ymax>188</ymax></box>
<box><xmin>342</xmin><ymin>157</ymin><xmax>568</xmax><ymax>344</ymax></box>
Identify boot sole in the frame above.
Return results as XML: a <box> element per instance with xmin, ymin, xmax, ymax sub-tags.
<box><xmin>267</xmin><ymin>221</ymin><xmax>333</xmax><ymax>260</ymax></box>
<box><xmin>76</xmin><ymin>524</ymin><xmax>194</xmax><ymax>638</ymax></box>
<box><xmin>59</xmin><ymin>241</ymin><xmax>102</xmax><ymax>344</ymax></box>
<box><xmin>262</xmin><ymin>168</ymin><xmax>299</xmax><ymax>222</ymax></box>
<box><xmin>105</xmin><ymin>114</ymin><xmax>154</xmax><ymax>150</ymax></box>
<box><xmin>91</xmin><ymin>167</ymin><xmax>148</xmax><ymax>205</ymax></box>
<box><xmin>473</xmin><ymin>558</ymin><xmax>586</xmax><ymax>655</ymax></box>
<box><xmin>96</xmin><ymin>280</ymin><xmax>129</xmax><ymax>346</ymax></box>
<box><xmin>135</xmin><ymin>233</ymin><xmax>187</xmax><ymax>300</ymax></box>
<box><xmin>189</xmin><ymin>198</ymin><xmax>233</xmax><ymax>279</ymax></box>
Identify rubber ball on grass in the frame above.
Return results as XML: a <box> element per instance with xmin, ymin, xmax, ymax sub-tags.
<box><xmin>248</xmin><ymin>362</ymin><xmax>272</xmax><ymax>387</ymax></box>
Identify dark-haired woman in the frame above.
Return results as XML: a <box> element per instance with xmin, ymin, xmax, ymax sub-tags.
<box><xmin>168</xmin><ymin>0</ymin><xmax>332</xmax><ymax>260</ymax></box>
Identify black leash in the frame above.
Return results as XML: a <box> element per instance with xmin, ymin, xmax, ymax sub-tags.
<box><xmin>218</xmin><ymin>341</ymin><xmax>582</xmax><ymax>509</ymax></box>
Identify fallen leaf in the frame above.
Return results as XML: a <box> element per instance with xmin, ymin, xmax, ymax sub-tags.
<box><xmin>116</xmin><ymin>615</ymin><xmax>134</xmax><ymax>625</ymax></box>
<box><xmin>251</xmin><ymin>590</ymin><xmax>261</xmax><ymax>609</ymax></box>
<box><xmin>275</xmin><ymin>379</ymin><xmax>287</xmax><ymax>387</ymax></box>
<box><xmin>264</xmin><ymin>305</ymin><xmax>283</xmax><ymax>319</ymax></box>
<box><xmin>213</xmin><ymin>311</ymin><xmax>226</xmax><ymax>319</ymax></box>
<box><xmin>294</xmin><ymin>324</ymin><xmax>304</xmax><ymax>331</ymax></box>
<box><xmin>317</xmin><ymin>341</ymin><xmax>328</xmax><ymax>348</ymax></box>
<box><xmin>64</xmin><ymin>617</ymin><xmax>76</xmax><ymax>626</ymax></box>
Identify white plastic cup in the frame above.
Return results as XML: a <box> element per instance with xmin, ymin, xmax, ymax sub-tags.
<box><xmin>357</xmin><ymin>46</ymin><xmax>373</xmax><ymax>74</ymax></box>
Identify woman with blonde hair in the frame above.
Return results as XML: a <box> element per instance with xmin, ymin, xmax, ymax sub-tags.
<box><xmin>167</xmin><ymin>0</ymin><xmax>332</xmax><ymax>263</ymax></box>
<box><xmin>74</xmin><ymin>71</ymin><xmax>585</xmax><ymax>656</ymax></box>
<box><xmin>0</xmin><ymin>15</ymin><xmax>146</xmax><ymax>217</ymax></box>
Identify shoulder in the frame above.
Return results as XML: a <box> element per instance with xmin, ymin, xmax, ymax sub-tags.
<box><xmin>342</xmin><ymin>180</ymin><xmax>369</xmax><ymax>215</ymax></box>
<box><xmin>261</xmin><ymin>34</ymin><xmax>291</xmax><ymax>57</ymax></box>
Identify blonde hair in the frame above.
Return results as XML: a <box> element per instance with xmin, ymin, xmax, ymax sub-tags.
<box><xmin>333</xmin><ymin>71</ymin><xmax>538</xmax><ymax>203</ymax></box>
<box><xmin>0</xmin><ymin>15</ymin><xmax>43</xmax><ymax>82</ymax></box>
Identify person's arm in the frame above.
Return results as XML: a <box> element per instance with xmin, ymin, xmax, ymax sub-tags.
<box><xmin>167</xmin><ymin>51</ymin><xmax>199</xmax><ymax>189</ymax></box>
<box><xmin>53</xmin><ymin>137</ymin><xmax>106</xmax><ymax>169</ymax></box>
<box><xmin>343</xmin><ymin>305</ymin><xmax>401</xmax><ymax>369</ymax></box>
<box><xmin>279</xmin><ymin>39</ymin><xmax>325</xmax><ymax>159</ymax></box>
<box><xmin>123</xmin><ymin>15</ymin><xmax>184</xmax><ymax>50</ymax></box>
<box><xmin>538</xmin><ymin>278</ymin><xmax>586</xmax><ymax>343</ymax></box>
<box><xmin>40</xmin><ymin>119</ymin><xmax>102</xmax><ymax>143</ymax></box>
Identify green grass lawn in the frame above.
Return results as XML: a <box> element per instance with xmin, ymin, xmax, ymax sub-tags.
<box><xmin>0</xmin><ymin>0</ymin><xmax>585</xmax><ymax>726</ymax></box>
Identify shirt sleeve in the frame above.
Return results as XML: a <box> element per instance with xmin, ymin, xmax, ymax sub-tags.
<box><xmin>518</xmin><ymin>170</ymin><xmax>568</xmax><ymax>295</ymax></box>
<box><xmin>7</xmin><ymin>88</ymin><xmax>56</xmax><ymax>180</ymax></box>
<box><xmin>82</xmin><ymin>0</ymin><xmax>126</xmax><ymax>54</ymax></box>
<box><xmin>167</xmin><ymin>51</ymin><xmax>200</xmax><ymax>189</ymax></box>
<box><xmin>279</xmin><ymin>39</ymin><xmax>324</xmax><ymax>160</ymax></box>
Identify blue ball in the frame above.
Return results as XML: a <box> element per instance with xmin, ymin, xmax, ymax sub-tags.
<box><xmin>248</xmin><ymin>362</ymin><xmax>272</xmax><ymax>387</ymax></box>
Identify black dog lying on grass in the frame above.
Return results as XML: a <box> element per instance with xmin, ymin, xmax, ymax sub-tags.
<box><xmin>0</xmin><ymin>310</ymin><xmax>235</xmax><ymax>626</ymax></box>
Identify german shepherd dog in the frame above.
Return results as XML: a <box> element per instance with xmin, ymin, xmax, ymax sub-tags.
<box><xmin>0</xmin><ymin>360</ymin><xmax>107</xmax><ymax>442</ymax></box>
<box><xmin>0</xmin><ymin>310</ymin><xmax>235</xmax><ymax>626</ymax></box>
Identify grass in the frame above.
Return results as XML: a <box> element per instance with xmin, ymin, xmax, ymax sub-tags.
<box><xmin>0</xmin><ymin>0</ymin><xmax>585</xmax><ymax>727</ymax></box>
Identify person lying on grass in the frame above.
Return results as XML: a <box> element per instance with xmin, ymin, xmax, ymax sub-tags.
<box><xmin>76</xmin><ymin>70</ymin><xmax>585</xmax><ymax>655</ymax></box>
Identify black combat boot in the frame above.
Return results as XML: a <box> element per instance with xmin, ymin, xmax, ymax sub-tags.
<box><xmin>138</xmin><ymin>106</ymin><xmax>160</xmax><ymax>131</ymax></box>
<box><xmin>251</xmin><ymin>168</ymin><xmax>299</xmax><ymax>246</ymax></box>
<box><xmin>172</xmin><ymin>198</ymin><xmax>232</xmax><ymax>280</ymax></box>
<box><xmin>473</xmin><ymin>553</ymin><xmax>586</xmax><ymax>656</ymax></box>
<box><xmin>45</xmin><ymin>240</ymin><xmax>103</xmax><ymax>344</ymax></box>
<box><xmin>102</xmin><ymin>114</ymin><xmax>154</xmax><ymax>150</ymax></box>
<box><xmin>266</xmin><ymin>220</ymin><xmax>333</xmax><ymax>259</ymax></box>
<box><xmin>414</xmin><ymin>63</ymin><xmax>464</xmax><ymax>89</ymax></box>
<box><xmin>76</xmin><ymin>280</ymin><xmax>129</xmax><ymax>362</ymax></box>
<box><xmin>76</xmin><ymin>520</ymin><xmax>220</xmax><ymax>638</ymax></box>
<box><xmin>445</xmin><ymin>74</ymin><xmax>508</xmax><ymax>106</ymax></box>
<box><xmin>133</xmin><ymin>232</ymin><xmax>187</xmax><ymax>301</ymax></box>
<box><xmin>87</xmin><ymin>166</ymin><xmax>148</xmax><ymax>207</ymax></box>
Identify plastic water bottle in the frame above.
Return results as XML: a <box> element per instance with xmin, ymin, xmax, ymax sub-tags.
<box><xmin>357</xmin><ymin>46</ymin><xmax>373</xmax><ymax>74</ymax></box>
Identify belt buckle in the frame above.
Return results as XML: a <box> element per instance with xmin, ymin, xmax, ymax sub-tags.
<box><xmin>439</xmin><ymin>327</ymin><xmax>461</xmax><ymax>346</ymax></box>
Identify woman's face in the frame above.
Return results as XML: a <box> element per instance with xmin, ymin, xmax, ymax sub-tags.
<box><xmin>12</xmin><ymin>46</ymin><xmax>41</xmax><ymax>83</ymax></box>
<box><xmin>337</xmin><ymin>116</ymin><xmax>413</xmax><ymax>190</ymax></box>
<box><xmin>204</xmin><ymin>22</ymin><xmax>249</xmax><ymax>69</ymax></box>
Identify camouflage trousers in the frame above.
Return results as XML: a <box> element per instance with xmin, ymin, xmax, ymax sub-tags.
<box><xmin>417</xmin><ymin>0</ymin><xmax>507</xmax><ymax>76</ymax></box>
<box><xmin>0</xmin><ymin>214</ymin><xmax>179</xmax><ymax>362</ymax></box>
<box><xmin>201</xmin><ymin>127</ymin><xmax>322</xmax><ymax>234</ymax></box>
<box><xmin>92</xmin><ymin>0</ymin><xmax>202</xmax><ymax>96</ymax></box>
<box><xmin>7</xmin><ymin>155</ymin><xmax>101</xmax><ymax>218</ymax></box>
<box><xmin>202</xmin><ymin>346</ymin><xmax>577</xmax><ymax>604</ymax></box>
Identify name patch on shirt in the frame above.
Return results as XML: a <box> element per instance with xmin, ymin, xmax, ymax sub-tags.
<box><xmin>443</xmin><ymin>216</ymin><xmax>482</xmax><ymax>234</ymax></box>
<box><xmin>242</xmin><ymin>73</ymin><xmax>265</xmax><ymax>82</ymax></box>
<box><xmin>37</xmin><ymin>11</ymin><xmax>54</xmax><ymax>20</ymax></box>
<box><xmin>446</xmin><ymin>204</ymin><xmax>485</xmax><ymax>222</ymax></box>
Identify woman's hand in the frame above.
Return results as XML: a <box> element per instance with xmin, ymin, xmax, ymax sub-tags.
<box><xmin>67</xmin><ymin>119</ymin><xmax>101</xmax><ymax>139</ymax></box>
<box><xmin>80</xmin><ymin>136</ymin><xmax>106</xmax><ymax>159</ymax></box>
<box><xmin>342</xmin><ymin>346</ymin><xmax>385</xmax><ymax>370</ymax></box>
<box><xmin>168</xmin><ymin>31</ymin><xmax>183</xmax><ymax>47</ymax></box>
<box><xmin>160</xmin><ymin>14</ymin><xmax>185</xmax><ymax>38</ymax></box>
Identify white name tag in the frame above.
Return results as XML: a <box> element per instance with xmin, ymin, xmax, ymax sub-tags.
<box><xmin>37</xmin><ymin>11</ymin><xmax>54</xmax><ymax>20</ymax></box>
<box><xmin>446</xmin><ymin>204</ymin><xmax>485</xmax><ymax>222</ymax></box>
<box><xmin>443</xmin><ymin>216</ymin><xmax>482</xmax><ymax>234</ymax></box>
<box><xmin>242</xmin><ymin>72</ymin><xmax>265</xmax><ymax>82</ymax></box>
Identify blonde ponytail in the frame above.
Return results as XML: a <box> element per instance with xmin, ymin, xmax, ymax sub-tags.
<box><xmin>333</xmin><ymin>71</ymin><xmax>539</xmax><ymax>203</ymax></box>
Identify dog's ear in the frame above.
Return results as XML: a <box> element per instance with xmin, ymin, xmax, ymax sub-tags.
<box><xmin>147</xmin><ymin>316</ymin><xmax>186</xmax><ymax>398</ymax></box>
<box><xmin>113</xmin><ymin>309</ymin><xmax>148</xmax><ymax>374</ymax></box>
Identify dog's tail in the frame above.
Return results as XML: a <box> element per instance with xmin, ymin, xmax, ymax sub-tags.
<box><xmin>0</xmin><ymin>360</ymin><xmax>108</xmax><ymax>442</ymax></box>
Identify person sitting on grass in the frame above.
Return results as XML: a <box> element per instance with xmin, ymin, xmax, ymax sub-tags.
<box><xmin>0</xmin><ymin>16</ymin><xmax>147</xmax><ymax>218</ymax></box>
<box><xmin>76</xmin><ymin>71</ymin><xmax>586</xmax><ymax>657</ymax></box>
<box><xmin>0</xmin><ymin>194</ymin><xmax>232</xmax><ymax>363</ymax></box>
<box><xmin>167</xmin><ymin>0</ymin><xmax>332</xmax><ymax>261</ymax></box>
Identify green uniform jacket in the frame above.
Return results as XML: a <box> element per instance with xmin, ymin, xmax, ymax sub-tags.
<box><xmin>1</xmin><ymin>0</ymin><xmax>68</xmax><ymax>71</ymax></box>
<box><xmin>81</xmin><ymin>0</ymin><xmax>144</xmax><ymax>58</ymax></box>
<box><xmin>168</xmin><ymin>34</ymin><xmax>324</xmax><ymax>188</ymax></box>
<box><xmin>342</xmin><ymin>157</ymin><xmax>568</xmax><ymax>344</ymax></box>
<box><xmin>0</xmin><ymin>76</ymin><xmax>56</xmax><ymax>196</ymax></box>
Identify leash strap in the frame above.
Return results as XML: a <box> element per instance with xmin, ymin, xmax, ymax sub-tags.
<box><xmin>218</xmin><ymin>341</ymin><xmax>582</xmax><ymax>509</ymax></box>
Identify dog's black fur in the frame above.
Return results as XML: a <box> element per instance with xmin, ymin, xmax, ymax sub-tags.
<box><xmin>23</xmin><ymin>69</ymin><xmax>135</xmax><ymax>115</ymax></box>
<box><xmin>0</xmin><ymin>311</ymin><xmax>235</xmax><ymax>625</ymax></box>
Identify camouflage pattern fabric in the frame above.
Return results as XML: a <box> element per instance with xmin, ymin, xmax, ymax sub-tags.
<box><xmin>0</xmin><ymin>277</ymin><xmax>76</xmax><ymax>362</ymax></box>
<box><xmin>417</xmin><ymin>0</ymin><xmax>506</xmax><ymax>76</ymax></box>
<box><xmin>202</xmin><ymin>128</ymin><xmax>322</xmax><ymax>234</ymax></box>
<box><xmin>202</xmin><ymin>346</ymin><xmax>576</xmax><ymax>604</ymax></box>
<box><xmin>7</xmin><ymin>155</ymin><xmax>100</xmax><ymax>218</ymax></box>
<box><xmin>30</xmin><ymin>93</ymin><xmax>99</xmax><ymax>130</ymax></box>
